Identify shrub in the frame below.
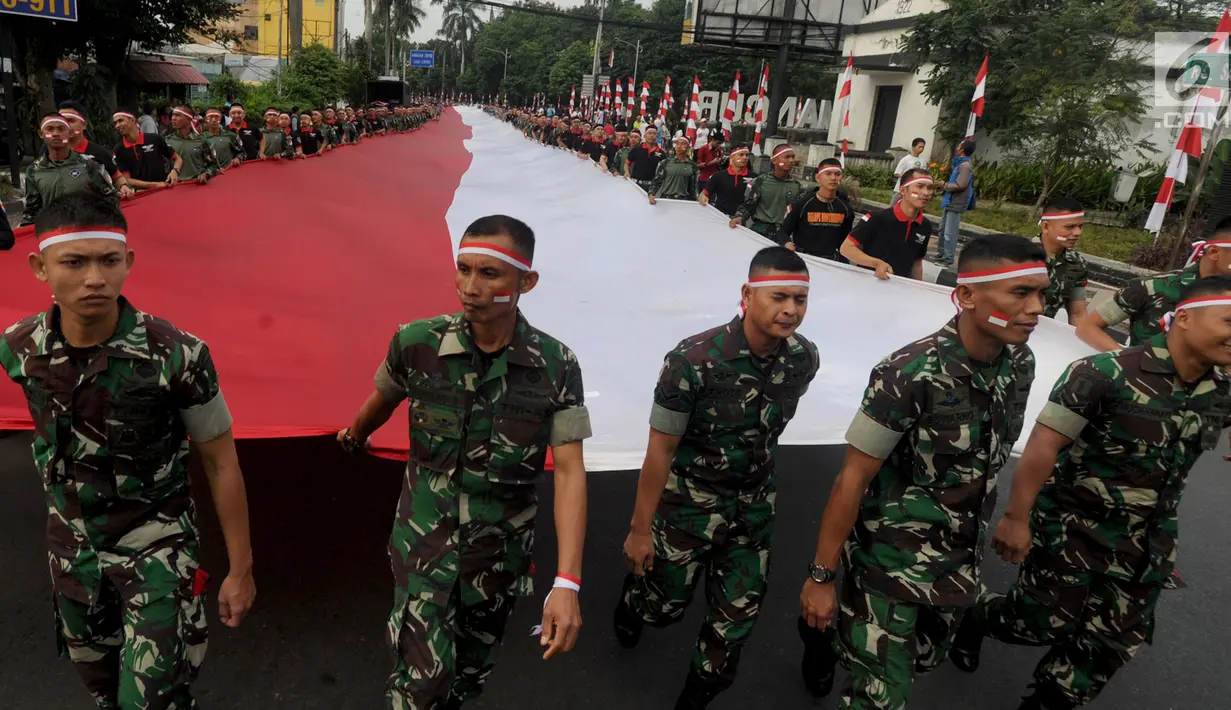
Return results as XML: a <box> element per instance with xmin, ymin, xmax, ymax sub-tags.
<box><xmin>843</xmin><ymin>163</ymin><xmax>895</xmax><ymax>190</ymax></box>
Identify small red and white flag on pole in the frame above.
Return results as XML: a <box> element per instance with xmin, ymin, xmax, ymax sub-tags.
<box><xmin>569</xmin><ymin>86</ymin><xmax>575</xmax><ymax>115</ymax></box>
<box><xmin>837</xmin><ymin>53</ymin><xmax>853</xmax><ymax>167</ymax></box>
<box><xmin>685</xmin><ymin>75</ymin><xmax>702</xmax><ymax>143</ymax></box>
<box><xmin>626</xmin><ymin>77</ymin><xmax>634</xmax><ymax>120</ymax></box>
<box><xmin>659</xmin><ymin>77</ymin><xmax>672</xmax><ymax>120</ymax></box>
<box><xmin>640</xmin><ymin>81</ymin><xmax>650</xmax><ymax>119</ymax></box>
<box><xmin>608</xmin><ymin>47</ymin><xmax>615</xmax><ymax>68</ymax></box>
<box><xmin>752</xmin><ymin>64</ymin><xmax>769</xmax><ymax>155</ymax></box>
<box><xmin>966</xmin><ymin>53</ymin><xmax>989</xmax><ymax>139</ymax></box>
<box><xmin>1146</xmin><ymin>10</ymin><xmax>1231</xmax><ymax>233</ymax></box>
<box><xmin>721</xmin><ymin>72</ymin><xmax>740</xmax><ymax>140</ymax></box>
<box><xmin>615</xmin><ymin>80</ymin><xmax>624</xmax><ymax>119</ymax></box>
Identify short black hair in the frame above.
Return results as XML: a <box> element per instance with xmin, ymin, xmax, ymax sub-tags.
<box><xmin>34</xmin><ymin>185</ymin><xmax>127</xmax><ymax>237</ymax></box>
<box><xmin>1180</xmin><ymin>275</ymin><xmax>1231</xmax><ymax>302</ymax></box>
<box><xmin>265</xmin><ymin>107</ymin><xmax>278</xmax><ymax>115</ymax></box>
<box><xmin>57</xmin><ymin>100</ymin><xmax>83</xmax><ymax>114</ymax></box>
<box><xmin>117</xmin><ymin>105</ymin><xmax>139</xmax><ymax>117</ymax></box>
<box><xmin>899</xmin><ymin>167</ymin><xmax>930</xmax><ymax>185</ymax></box>
<box><xmin>959</xmin><ymin>139</ymin><xmax>977</xmax><ymax>156</ymax></box>
<box><xmin>708</xmin><ymin>132</ymin><xmax>721</xmax><ymax>142</ymax></box>
<box><xmin>462</xmin><ymin>215</ymin><xmax>536</xmax><ymax>263</ymax></box>
<box><xmin>1209</xmin><ymin>215</ymin><xmax>1231</xmax><ymax>237</ymax></box>
<box><xmin>1042</xmin><ymin>196</ymin><xmax>1083</xmax><ymax>215</ymax></box>
<box><xmin>231</xmin><ymin>102</ymin><xmax>244</xmax><ymax>109</ymax></box>
<box><xmin>748</xmin><ymin>246</ymin><xmax>808</xmax><ymax>278</ymax></box>
<box><xmin>818</xmin><ymin>157</ymin><xmax>842</xmax><ymax>170</ymax></box>
<box><xmin>911</xmin><ymin>137</ymin><xmax>926</xmax><ymax>147</ymax></box>
<box><xmin>41</xmin><ymin>110</ymin><xmax>65</xmax><ymax>122</ymax></box>
<box><xmin>957</xmin><ymin>234</ymin><xmax>1046</xmax><ymax>273</ymax></box>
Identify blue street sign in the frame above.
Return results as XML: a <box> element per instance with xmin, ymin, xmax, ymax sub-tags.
<box><xmin>409</xmin><ymin>50</ymin><xmax>435</xmax><ymax>69</ymax></box>
<box><xmin>0</xmin><ymin>0</ymin><xmax>78</xmax><ymax>22</ymax></box>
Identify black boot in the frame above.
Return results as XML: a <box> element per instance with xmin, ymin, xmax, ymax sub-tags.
<box><xmin>797</xmin><ymin>616</ymin><xmax>837</xmax><ymax>699</ymax></box>
<box><xmin>438</xmin><ymin>694</ymin><xmax>463</xmax><ymax>710</ymax></box>
<box><xmin>613</xmin><ymin>573</ymin><xmax>644</xmax><ymax>649</ymax></box>
<box><xmin>673</xmin><ymin>672</ymin><xmax>722</xmax><ymax>710</ymax></box>
<box><xmin>1017</xmin><ymin>683</ymin><xmax>1077</xmax><ymax>710</ymax></box>
<box><xmin>948</xmin><ymin>611</ymin><xmax>985</xmax><ymax>673</ymax></box>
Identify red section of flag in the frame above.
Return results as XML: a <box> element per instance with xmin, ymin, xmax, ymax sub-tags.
<box><xmin>1179</xmin><ymin>124</ymin><xmax>1204</xmax><ymax>157</ymax></box>
<box><xmin>0</xmin><ymin>111</ymin><xmax>474</xmax><ymax>463</ymax></box>
<box><xmin>192</xmin><ymin>568</ymin><xmax>211</xmax><ymax>597</ymax></box>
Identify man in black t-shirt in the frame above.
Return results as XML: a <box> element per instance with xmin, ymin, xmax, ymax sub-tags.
<box><xmin>624</xmin><ymin>126</ymin><xmax>663</xmax><ymax>189</ymax></box>
<box><xmin>839</xmin><ymin>167</ymin><xmax>934</xmax><ymax>280</ymax></box>
<box><xmin>111</xmin><ymin>107</ymin><xmax>181</xmax><ymax>190</ymax></box>
<box><xmin>296</xmin><ymin>112</ymin><xmax>322</xmax><ymax>156</ymax></box>
<box><xmin>699</xmin><ymin>144</ymin><xmax>756</xmax><ymax>216</ymax></box>
<box><xmin>778</xmin><ymin>158</ymin><xmax>855</xmax><ymax>261</ymax></box>
<box><xmin>229</xmin><ymin>103</ymin><xmax>262</xmax><ymax>160</ymax></box>
<box><xmin>600</xmin><ymin>126</ymin><xmax>625</xmax><ymax>172</ymax></box>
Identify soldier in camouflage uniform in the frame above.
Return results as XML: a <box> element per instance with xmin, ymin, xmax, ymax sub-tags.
<box><xmin>164</xmin><ymin>105</ymin><xmax>219</xmax><ymax>183</ymax></box>
<box><xmin>1035</xmin><ymin>197</ymin><xmax>1090</xmax><ymax>323</ymax></box>
<box><xmin>258</xmin><ymin>108</ymin><xmax>295</xmax><ymax>160</ymax></box>
<box><xmin>798</xmin><ymin>234</ymin><xmax>1049</xmax><ymax>709</ymax></box>
<box><xmin>1077</xmin><ymin>216</ymin><xmax>1231</xmax><ymax>351</ymax></box>
<box><xmin>732</xmin><ymin>145</ymin><xmax>804</xmax><ymax>237</ymax></box>
<box><xmin>614</xmin><ymin>246</ymin><xmax>819</xmax><ymax>709</ymax></box>
<box><xmin>647</xmin><ymin>135</ymin><xmax>701</xmax><ymax>203</ymax></box>
<box><xmin>339</xmin><ymin>215</ymin><xmax>591</xmax><ymax>710</ymax></box>
<box><xmin>948</xmin><ymin>275</ymin><xmax>1231</xmax><ymax>709</ymax></box>
<box><xmin>20</xmin><ymin>112</ymin><xmax>119</xmax><ymax>226</ymax></box>
<box><xmin>1</xmin><ymin>189</ymin><xmax>256</xmax><ymax>710</ymax></box>
<box><xmin>202</xmin><ymin>108</ymin><xmax>244</xmax><ymax>168</ymax></box>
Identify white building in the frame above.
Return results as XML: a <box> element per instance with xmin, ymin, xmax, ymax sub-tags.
<box><xmin>828</xmin><ymin>0</ymin><xmax>1183</xmax><ymax>167</ymax></box>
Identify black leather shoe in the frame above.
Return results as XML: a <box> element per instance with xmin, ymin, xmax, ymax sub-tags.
<box><xmin>673</xmin><ymin>672</ymin><xmax>722</xmax><ymax>710</ymax></box>
<box><xmin>613</xmin><ymin>573</ymin><xmax>644</xmax><ymax>649</ymax></box>
<box><xmin>797</xmin><ymin>616</ymin><xmax>837</xmax><ymax>698</ymax></box>
<box><xmin>948</xmin><ymin>612</ymin><xmax>984</xmax><ymax>673</ymax></box>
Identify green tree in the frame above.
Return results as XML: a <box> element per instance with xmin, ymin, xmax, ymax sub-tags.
<box><xmin>548</xmin><ymin>42</ymin><xmax>593</xmax><ymax>98</ymax></box>
<box><xmin>208</xmin><ymin>73</ymin><xmax>249</xmax><ymax>106</ymax></box>
<box><xmin>903</xmin><ymin>0</ymin><xmax>1159</xmax><ymax>209</ymax></box>
<box><xmin>438</xmin><ymin>0</ymin><xmax>484</xmax><ymax>76</ymax></box>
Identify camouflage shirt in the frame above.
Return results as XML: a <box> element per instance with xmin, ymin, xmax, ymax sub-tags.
<box><xmin>374</xmin><ymin>311</ymin><xmax>591</xmax><ymax>604</ymax></box>
<box><xmin>0</xmin><ymin>298</ymin><xmax>232</xmax><ymax>604</ymax></box>
<box><xmin>649</xmin><ymin>155</ymin><xmax>700</xmax><ymax>199</ymax></box>
<box><xmin>844</xmin><ymin>316</ymin><xmax>1035</xmax><ymax>606</ymax></box>
<box><xmin>19</xmin><ymin>151</ymin><xmax>118</xmax><ymax>226</ymax></box>
<box><xmin>1033</xmin><ymin>337</ymin><xmax>1231</xmax><ymax>583</ymax></box>
<box><xmin>164</xmin><ymin>130</ymin><xmax>220</xmax><ymax>181</ymax></box>
<box><xmin>735</xmin><ymin>173</ymin><xmax>807</xmax><ymax>227</ymax></box>
<box><xmin>1036</xmin><ymin>239</ymin><xmax>1090</xmax><ymax>319</ymax></box>
<box><xmin>203</xmin><ymin>129</ymin><xmax>244</xmax><ymax>166</ymax></box>
<box><xmin>1094</xmin><ymin>263</ymin><xmax>1199</xmax><ymax>345</ymax></box>
<box><xmin>649</xmin><ymin>316</ymin><xmax>818</xmax><ymax>534</ymax></box>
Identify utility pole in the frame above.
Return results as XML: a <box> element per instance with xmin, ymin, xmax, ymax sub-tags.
<box><xmin>480</xmin><ymin>47</ymin><xmax>510</xmax><ymax>90</ymax></box>
<box><xmin>766</xmin><ymin>0</ymin><xmax>796</xmax><ymax>138</ymax></box>
<box><xmin>276</xmin><ymin>0</ymin><xmax>285</xmax><ymax>96</ymax></box>
<box><xmin>612</xmin><ymin>37</ymin><xmax>642</xmax><ymax>95</ymax></box>
<box><xmin>589</xmin><ymin>0</ymin><xmax>605</xmax><ymax>98</ymax></box>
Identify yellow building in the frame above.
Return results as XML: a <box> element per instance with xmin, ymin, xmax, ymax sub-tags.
<box><xmin>206</xmin><ymin>0</ymin><xmax>339</xmax><ymax>56</ymax></box>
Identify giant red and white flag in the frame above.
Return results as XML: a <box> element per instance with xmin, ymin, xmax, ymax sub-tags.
<box><xmin>1146</xmin><ymin>9</ymin><xmax>1231</xmax><ymax>233</ymax></box>
<box><xmin>966</xmin><ymin>53</ymin><xmax>989</xmax><ymax>139</ymax></box>
<box><xmin>752</xmin><ymin>64</ymin><xmax>769</xmax><ymax>155</ymax></box>
<box><xmin>837</xmin><ymin>53</ymin><xmax>854</xmax><ymax>166</ymax></box>
<box><xmin>721</xmin><ymin>72</ymin><xmax>740</xmax><ymax>140</ymax></box>
<box><xmin>685</xmin><ymin>76</ymin><xmax>701</xmax><ymax>142</ymax></box>
<box><xmin>0</xmin><ymin>107</ymin><xmax>1096</xmax><ymax>470</ymax></box>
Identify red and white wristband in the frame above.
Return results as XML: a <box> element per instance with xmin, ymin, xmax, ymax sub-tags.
<box><xmin>530</xmin><ymin>574</ymin><xmax>581</xmax><ymax>636</ymax></box>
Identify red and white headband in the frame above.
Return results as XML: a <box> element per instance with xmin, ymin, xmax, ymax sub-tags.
<box><xmin>265</xmin><ymin>109</ymin><xmax>279</xmax><ymax>117</ymax></box>
<box><xmin>60</xmin><ymin>109</ymin><xmax>86</xmax><ymax>124</ymax></box>
<box><xmin>900</xmin><ymin>175</ymin><xmax>933</xmax><ymax>190</ymax></box>
<box><xmin>1160</xmin><ymin>295</ymin><xmax>1231</xmax><ymax>332</ymax></box>
<box><xmin>772</xmin><ymin>145</ymin><xmax>794</xmax><ymax>159</ymax></box>
<box><xmin>817</xmin><ymin>166</ymin><xmax>843</xmax><ymax>175</ymax></box>
<box><xmin>1038</xmin><ymin>210</ymin><xmax>1084</xmax><ymax>231</ymax></box>
<box><xmin>747</xmin><ymin>274</ymin><xmax>810</xmax><ymax>289</ymax></box>
<box><xmin>457</xmin><ymin>242</ymin><xmax>532</xmax><ymax>271</ymax></box>
<box><xmin>205</xmin><ymin>109</ymin><xmax>223</xmax><ymax>117</ymax></box>
<box><xmin>37</xmin><ymin>226</ymin><xmax>127</xmax><ymax>252</ymax></box>
<box><xmin>112</xmin><ymin>111</ymin><xmax>136</xmax><ymax>122</ymax></box>
<box><xmin>951</xmin><ymin>263</ymin><xmax>1050</xmax><ymax>322</ymax></box>
<box><xmin>40</xmin><ymin>117</ymin><xmax>69</xmax><ymax>133</ymax></box>
<box><xmin>1185</xmin><ymin>239</ymin><xmax>1231</xmax><ymax>267</ymax></box>
<box><xmin>729</xmin><ymin>148</ymin><xmax>749</xmax><ymax>157</ymax></box>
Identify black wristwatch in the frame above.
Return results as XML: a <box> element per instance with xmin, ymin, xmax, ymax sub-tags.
<box><xmin>808</xmin><ymin>562</ymin><xmax>837</xmax><ymax>585</ymax></box>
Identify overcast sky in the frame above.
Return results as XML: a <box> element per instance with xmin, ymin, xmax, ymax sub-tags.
<box><xmin>342</xmin><ymin>0</ymin><xmax>644</xmax><ymax>45</ymax></box>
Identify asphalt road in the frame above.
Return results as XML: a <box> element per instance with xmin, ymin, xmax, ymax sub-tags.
<box><xmin>1</xmin><ymin>432</ymin><xmax>1227</xmax><ymax>709</ymax></box>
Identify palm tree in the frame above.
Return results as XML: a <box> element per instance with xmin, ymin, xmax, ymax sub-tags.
<box><xmin>387</xmin><ymin>0</ymin><xmax>427</xmax><ymax>75</ymax></box>
<box><xmin>435</xmin><ymin>0</ymin><xmax>482</xmax><ymax>77</ymax></box>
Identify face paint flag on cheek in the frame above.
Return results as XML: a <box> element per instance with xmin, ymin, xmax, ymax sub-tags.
<box><xmin>493</xmin><ymin>292</ymin><xmax>513</xmax><ymax>303</ymax></box>
<box><xmin>951</xmin><ymin>262</ymin><xmax>1049</xmax><ymax>318</ymax></box>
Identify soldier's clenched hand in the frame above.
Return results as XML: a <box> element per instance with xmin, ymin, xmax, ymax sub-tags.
<box><xmin>540</xmin><ymin>589</ymin><xmax>582</xmax><ymax>659</ymax></box>
<box><xmin>218</xmin><ymin>571</ymin><xmax>256</xmax><ymax>628</ymax></box>
<box><xmin>623</xmin><ymin>530</ymin><xmax>655</xmax><ymax>576</ymax></box>
<box><xmin>799</xmin><ymin>580</ymin><xmax>837</xmax><ymax>629</ymax></box>
<box><xmin>991</xmin><ymin>514</ymin><xmax>1031</xmax><ymax>564</ymax></box>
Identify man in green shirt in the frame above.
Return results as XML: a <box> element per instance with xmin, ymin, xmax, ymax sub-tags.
<box><xmin>733</xmin><ymin>145</ymin><xmax>804</xmax><ymax>237</ymax></box>
<box><xmin>202</xmin><ymin>108</ymin><xmax>243</xmax><ymax>169</ymax></box>
<box><xmin>164</xmin><ymin>105</ymin><xmax>218</xmax><ymax>183</ymax></box>
<box><xmin>648</xmin><ymin>135</ymin><xmax>701</xmax><ymax>204</ymax></box>
<box><xmin>259</xmin><ymin>108</ymin><xmax>293</xmax><ymax>160</ymax></box>
<box><xmin>1035</xmin><ymin>197</ymin><xmax>1090</xmax><ymax>324</ymax></box>
<box><xmin>20</xmin><ymin>112</ymin><xmax>119</xmax><ymax>226</ymax></box>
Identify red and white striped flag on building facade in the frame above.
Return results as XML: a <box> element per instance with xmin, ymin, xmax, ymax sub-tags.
<box><xmin>966</xmin><ymin>53</ymin><xmax>988</xmax><ymax>139</ymax></box>
<box><xmin>752</xmin><ymin>64</ymin><xmax>769</xmax><ymax>154</ymax></box>
<box><xmin>721</xmin><ymin>72</ymin><xmax>740</xmax><ymax>140</ymax></box>
<box><xmin>837</xmin><ymin>53</ymin><xmax>854</xmax><ymax>166</ymax></box>
<box><xmin>640</xmin><ymin>81</ymin><xmax>650</xmax><ymax>119</ymax></box>
<box><xmin>685</xmin><ymin>76</ymin><xmax>702</xmax><ymax>142</ymax></box>
<box><xmin>1146</xmin><ymin>10</ymin><xmax>1231</xmax><ymax>233</ymax></box>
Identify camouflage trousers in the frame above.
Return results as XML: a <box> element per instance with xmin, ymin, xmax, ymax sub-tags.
<box><xmin>55</xmin><ymin>574</ymin><xmax>208</xmax><ymax>709</ymax></box>
<box><xmin>622</xmin><ymin>507</ymin><xmax>773</xmax><ymax>692</ymax></box>
<box><xmin>385</xmin><ymin>585</ymin><xmax>518</xmax><ymax>709</ymax></box>
<box><xmin>975</xmin><ymin>551</ymin><xmax>1161</xmax><ymax>706</ymax></box>
<box><xmin>836</xmin><ymin>573</ymin><xmax>964</xmax><ymax>710</ymax></box>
